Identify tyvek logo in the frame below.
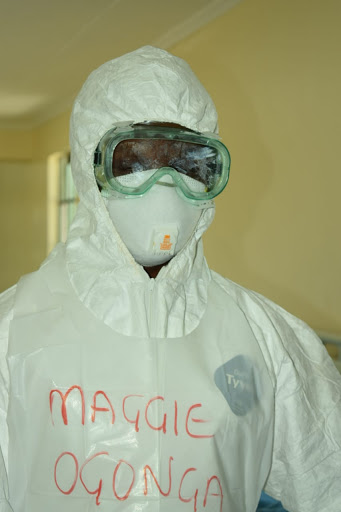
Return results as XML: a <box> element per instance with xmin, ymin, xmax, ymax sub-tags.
<box><xmin>214</xmin><ymin>355</ymin><xmax>260</xmax><ymax>416</ymax></box>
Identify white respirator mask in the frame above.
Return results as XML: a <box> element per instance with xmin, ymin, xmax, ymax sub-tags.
<box><xmin>102</xmin><ymin>174</ymin><xmax>203</xmax><ymax>267</ymax></box>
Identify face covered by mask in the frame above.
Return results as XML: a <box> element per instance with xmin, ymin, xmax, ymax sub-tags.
<box><xmin>96</xmin><ymin>122</ymin><xmax>230</xmax><ymax>268</ymax></box>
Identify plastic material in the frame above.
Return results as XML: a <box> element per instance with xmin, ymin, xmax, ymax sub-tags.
<box><xmin>7</xmin><ymin>250</ymin><xmax>275</xmax><ymax>511</ymax></box>
<box><xmin>256</xmin><ymin>492</ymin><xmax>288</xmax><ymax>511</ymax></box>
<box><xmin>94</xmin><ymin>124</ymin><xmax>231</xmax><ymax>204</ymax></box>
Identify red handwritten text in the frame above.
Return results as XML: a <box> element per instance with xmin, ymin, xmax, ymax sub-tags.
<box><xmin>54</xmin><ymin>452</ymin><xmax>223</xmax><ymax>511</ymax></box>
<box><xmin>49</xmin><ymin>385</ymin><xmax>214</xmax><ymax>439</ymax></box>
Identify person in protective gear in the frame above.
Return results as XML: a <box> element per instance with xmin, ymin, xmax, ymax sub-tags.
<box><xmin>0</xmin><ymin>46</ymin><xmax>340</xmax><ymax>512</ymax></box>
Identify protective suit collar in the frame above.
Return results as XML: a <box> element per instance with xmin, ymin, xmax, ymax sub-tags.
<box><xmin>65</xmin><ymin>200</ymin><xmax>215</xmax><ymax>338</ymax></box>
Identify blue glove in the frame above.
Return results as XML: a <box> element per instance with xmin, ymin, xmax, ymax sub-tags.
<box><xmin>256</xmin><ymin>491</ymin><xmax>288</xmax><ymax>511</ymax></box>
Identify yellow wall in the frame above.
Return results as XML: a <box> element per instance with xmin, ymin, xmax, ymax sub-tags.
<box><xmin>0</xmin><ymin>112</ymin><xmax>71</xmax><ymax>291</ymax></box>
<box><xmin>171</xmin><ymin>0</ymin><xmax>341</xmax><ymax>334</ymax></box>
<box><xmin>32</xmin><ymin>109</ymin><xmax>71</xmax><ymax>160</ymax></box>
<box><xmin>0</xmin><ymin>0</ymin><xmax>340</xmax><ymax>336</ymax></box>
<box><xmin>0</xmin><ymin>161</ymin><xmax>47</xmax><ymax>290</ymax></box>
<box><xmin>0</xmin><ymin>130</ymin><xmax>33</xmax><ymax>160</ymax></box>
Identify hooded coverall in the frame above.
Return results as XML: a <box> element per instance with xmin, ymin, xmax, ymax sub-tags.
<box><xmin>0</xmin><ymin>46</ymin><xmax>340</xmax><ymax>512</ymax></box>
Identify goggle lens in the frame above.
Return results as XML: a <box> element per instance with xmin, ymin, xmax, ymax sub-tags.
<box><xmin>112</xmin><ymin>139</ymin><xmax>221</xmax><ymax>191</ymax></box>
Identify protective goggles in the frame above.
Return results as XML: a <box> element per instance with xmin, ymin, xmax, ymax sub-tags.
<box><xmin>94</xmin><ymin>123</ymin><xmax>231</xmax><ymax>204</ymax></box>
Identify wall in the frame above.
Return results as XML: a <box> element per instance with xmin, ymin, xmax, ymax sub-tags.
<box><xmin>0</xmin><ymin>0</ymin><xmax>340</xmax><ymax>336</ymax></box>
<box><xmin>0</xmin><ymin>111</ymin><xmax>71</xmax><ymax>292</ymax></box>
<box><xmin>0</xmin><ymin>161</ymin><xmax>46</xmax><ymax>290</ymax></box>
<box><xmin>171</xmin><ymin>0</ymin><xmax>341</xmax><ymax>334</ymax></box>
<box><xmin>0</xmin><ymin>130</ymin><xmax>33</xmax><ymax>161</ymax></box>
<box><xmin>32</xmin><ymin>109</ymin><xmax>71</xmax><ymax>160</ymax></box>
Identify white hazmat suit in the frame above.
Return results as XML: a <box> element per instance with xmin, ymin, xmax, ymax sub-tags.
<box><xmin>0</xmin><ymin>46</ymin><xmax>340</xmax><ymax>512</ymax></box>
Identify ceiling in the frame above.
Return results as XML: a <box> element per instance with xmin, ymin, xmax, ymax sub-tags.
<box><xmin>0</xmin><ymin>0</ymin><xmax>240</xmax><ymax>130</ymax></box>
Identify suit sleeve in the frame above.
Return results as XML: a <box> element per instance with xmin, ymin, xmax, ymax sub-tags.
<box><xmin>262</xmin><ymin>305</ymin><xmax>341</xmax><ymax>512</ymax></box>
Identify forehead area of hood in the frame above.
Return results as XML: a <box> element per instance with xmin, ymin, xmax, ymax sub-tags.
<box><xmin>69</xmin><ymin>45</ymin><xmax>218</xmax><ymax>204</ymax></box>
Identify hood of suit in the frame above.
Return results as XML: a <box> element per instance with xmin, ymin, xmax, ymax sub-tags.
<box><xmin>65</xmin><ymin>46</ymin><xmax>219</xmax><ymax>337</ymax></box>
